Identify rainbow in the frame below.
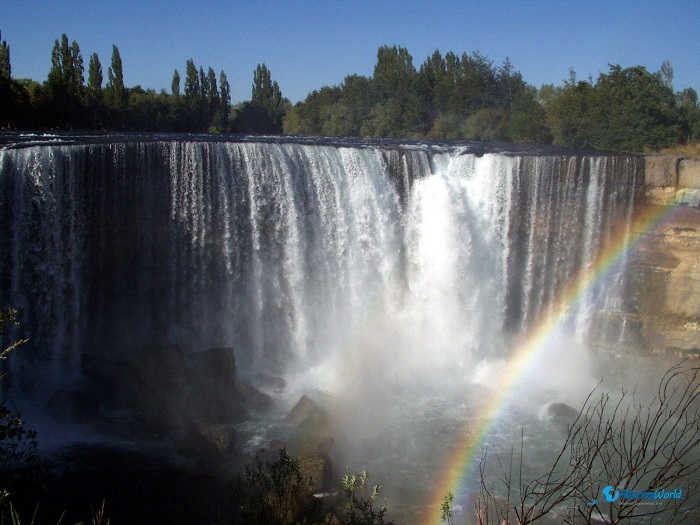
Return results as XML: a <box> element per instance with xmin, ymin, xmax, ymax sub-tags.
<box><xmin>423</xmin><ymin>200</ymin><xmax>687</xmax><ymax>525</ymax></box>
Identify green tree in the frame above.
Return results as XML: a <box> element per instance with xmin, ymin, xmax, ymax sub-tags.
<box><xmin>456</xmin><ymin>51</ymin><xmax>498</xmax><ymax>115</ymax></box>
<box><xmin>0</xmin><ymin>308</ymin><xmax>40</xmax><ymax>513</ymax></box>
<box><xmin>184</xmin><ymin>59</ymin><xmax>199</xmax><ymax>100</ymax></box>
<box><xmin>320</xmin><ymin>100</ymin><xmax>356</xmax><ymax>136</ymax></box>
<box><xmin>283</xmin><ymin>85</ymin><xmax>342</xmax><ymax>136</ymax></box>
<box><xmin>251</xmin><ymin>63</ymin><xmax>273</xmax><ymax>108</ymax></box>
<box><xmin>47</xmin><ymin>34</ymin><xmax>83</xmax><ymax>94</ymax></box>
<box><xmin>206</xmin><ymin>66</ymin><xmax>219</xmax><ymax>120</ymax></box>
<box><xmin>106</xmin><ymin>45</ymin><xmax>126</xmax><ymax>108</ymax></box>
<box><xmin>373</xmin><ymin>45</ymin><xmax>415</xmax><ymax>100</ymax></box>
<box><xmin>127</xmin><ymin>87</ymin><xmax>174</xmax><ymax>131</ymax></box>
<box><xmin>183</xmin><ymin>59</ymin><xmax>203</xmax><ymax>129</ymax></box>
<box><xmin>0</xmin><ymin>31</ymin><xmax>10</xmax><ymax>80</ymax></box>
<box><xmin>198</xmin><ymin>66</ymin><xmax>208</xmax><ymax>103</ymax></box>
<box><xmin>246</xmin><ymin>63</ymin><xmax>287</xmax><ymax>133</ymax></box>
<box><xmin>0</xmin><ymin>31</ymin><xmax>20</xmax><ymax>128</ymax></box>
<box><xmin>45</xmin><ymin>34</ymin><xmax>86</xmax><ymax>128</ymax></box>
<box><xmin>171</xmin><ymin>69</ymin><xmax>180</xmax><ymax>96</ymax></box>
<box><xmin>71</xmin><ymin>41</ymin><xmax>84</xmax><ymax>88</ymax></box>
<box><xmin>363</xmin><ymin>99</ymin><xmax>405</xmax><ymax>137</ymax></box>
<box><xmin>508</xmin><ymin>86</ymin><xmax>552</xmax><ymax>144</ymax></box>
<box><xmin>232</xmin><ymin>447</ymin><xmax>320</xmax><ymax>525</ymax></box>
<box><xmin>416</xmin><ymin>49</ymin><xmax>449</xmax><ymax>133</ymax></box>
<box><xmin>537</xmin><ymin>84</ymin><xmax>561</xmax><ymax>109</ymax></box>
<box><xmin>87</xmin><ymin>53</ymin><xmax>103</xmax><ymax>92</ymax></box>
<box><xmin>86</xmin><ymin>52</ymin><xmax>103</xmax><ymax>128</ymax></box>
<box><xmin>677</xmin><ymin>87</ymin><xmax>700</xmax><ymax>142</ymax></box>
<box><xmin>660</xmin><ymin>59</ymin><xmax>674</xmax><ymax>90</ymax></box>
<box><xmin>548</xmin><ymin>64</ymin><xmax>682</xmax><ymax>151</ymax></box>
<box><xmin>463</xmin><ymin>107</ymin><xmax>509</xmax><ymax>141</ymax></box>
<box><xmin>342</xmin><ymin>470</ymin><xmax>394</xmax><ymax>525</ymax></box>
<box><xmin>548</xmin><ymin>80</ymin><xmax>598</xmax><ymax>148</ymax></box>
<box><xmin>219</xmin><ymin>71</ymin><xmax>230</xmax><ymax>110</ymax></box>
<box><xmin>211</xmin><ymin>70</ymin><xmax>230</xmax><ymax>131</ymax></box>
<box><xmin>368</xmin><ymin>45</ymin><xmax>422</xmax><ymax>136</ymax></box>
<box><xmin>592</xmin><ymin>65</ymin><xmax>679</xmax><ymax>151</ymax></box>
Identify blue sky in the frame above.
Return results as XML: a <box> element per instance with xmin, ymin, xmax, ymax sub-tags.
<box><xmin>2</xmin><ymin>1</ymin><xmax>699</xmax><ymax>104</ymax></box>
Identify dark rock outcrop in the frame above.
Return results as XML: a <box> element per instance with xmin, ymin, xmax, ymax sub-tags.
<box><xmin>186</xmin><ymin>346</ymin><xmax>246</xmax><ymax>424</ymax></box>
<box><xmin>80</xmin><ymin>345</ymin><xmax>270</xmax><ymax>441</ymax></box>
<box><xmin>300</xmin><ymin>452</ymin><xmax>334</xmax><ymax>493</ymax></box>
<box><xmin>546</xmin><ymin>402</ymin><xmax>578</xmax><ymax>420</ymax></box>
<box><xmin>284</xmin><ymin>395</ymin><xmax>328</xmax><ymax>430</ymax></box>
<box><xmin>82</xmin><ymin>345</ymin><xmax>188</xmax><ymax>435</ymax></box>
<box><xmin>175</xmin><ymin>420</ymin><xmax>237</xmax><ymax>462</ymax></box>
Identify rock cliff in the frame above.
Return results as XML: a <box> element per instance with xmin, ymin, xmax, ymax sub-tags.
<box><xmin>596</xmin><ymin>156</ymin><xmax>700</xmax><ymax>356</ymax></box>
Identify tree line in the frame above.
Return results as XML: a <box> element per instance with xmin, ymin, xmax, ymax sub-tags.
<box><xmin>0</xmin><ymin>31</ymin><xmax>287</xmax><ymax>134</ymax></box>
<box><xmin>286</xmin><ymin>46</ymin><xmax>700</xmax><ymax>152</ymax></box>
<box><xmin>2</xmin><ymin>32</ymin><xmax>700</xmax><ymax>152</ymax></box>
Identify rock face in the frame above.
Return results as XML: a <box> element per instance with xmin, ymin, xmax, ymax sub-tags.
<box><xmin>80</xmin><ymin>345</ymin><xmax>270</xmax><ymax>445</ymax></box>
<box><xmin>275</xmin><ymin>396</ymin><xmax>335</xmax><ymax>492</ymax></box>
<box><xmin>591</xmin><ymin>156</ymin><xmax>700</xmax><ymax>356</ymax></box>
<box><xmin>679</xmin><ymin>158</ymin><xmax>700</xmax><ymax>189</ymax></box>
<box><xmin>82</xmin><ymin>345</ymin><xmax>189</xmax><ymax>434</ymax></box>
<box><xmin>623</xmin><ymin>208</ymin><xmax>700</xmax><ymax>355</ymax></box>
<box><xmin>186</xmin><ymin>346</ymin><xmax>245</xmax><ymax>424</ymax></box>
<box><xmin>175</xmin><ymin>420</ymin><xmax>237</xmax><ymax>462</ymax></box>
<box><xmin>546</xmin><ymin>402</ymin><xmax>579</xmax><ymax>420</ymax></box>
<box><xmin>645</xmin><ymin>155</ymin><xmax>700</xmax><ymax>207</ymax></box>
<box><xmin>284</xmin><ymin>395</ymin><xmax>328</xmax><ymax>429</ymax></box>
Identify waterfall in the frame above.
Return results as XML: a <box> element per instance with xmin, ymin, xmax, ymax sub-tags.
<box><xmin>0</xmin><ymin>138</ymin><xmax>642</xmax><ymax>394</ymax></box>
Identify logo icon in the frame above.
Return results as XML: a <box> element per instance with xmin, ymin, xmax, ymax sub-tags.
<box><xmin>602</xmin><ymin>485</ymin><xmax>620</xmax><ymax>502</ymax></box>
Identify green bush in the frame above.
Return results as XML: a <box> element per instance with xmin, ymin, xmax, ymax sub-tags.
<box><xmin>232</xmin><ymin>446</ymin><xmax>320</xmax><ymax>525</ymax></box>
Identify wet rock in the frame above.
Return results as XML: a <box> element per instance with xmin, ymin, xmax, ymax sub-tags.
<box><xmin>187</xmin><ymin>347</ymin><xmax>271</xmax><ymax>423</ymax></box>
<box><xmin>186</xmin><ymin>347</ymin><xmax>241</xmax><ymax>423</ymax></box>
<box><xmin>175</xmin><ymin>420</ymin><xmax>236</xmax><ymax>461</ymax></box>
<box><xmin>300</xmin><ymin>452</ymin><xmax>334</xmax><ymax>493</ymax></box>
<box><xmin>284</xmin><ymin>395</ymin><xmax>328</xmax><ymax>429</ymax></box>
<box><xmin>235</xmin><ymin>379</ymin><xmax>273</xmax><ymax>412</ymax></box>
<box><xmin>547</xmin><ymin>402</ymin><xmax>578</xmax><ymax>420</ymax></box>
<box><xmin>81</xmin><ymin>345</ymin><xmax>188</xmax><ymax>434</ymax></box>
<box><xmin>284</xmin><ymin>395</ymin><xmax>334</xmax><ymax>456</ymax></box>
<box><xmin>81</xmin><ymin>345</ymin><xmax>271</xmax><ymax>438</ymax></box>
<box><xmin>255</xmin><ymin>372</ymin><xmax>287</xmax><ymax>392</ymax></box>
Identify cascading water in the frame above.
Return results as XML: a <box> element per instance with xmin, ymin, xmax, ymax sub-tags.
<box><xmin>0</xmin><ymin>135</ymin><xmax>648</xmax><ymax>520</ymax></box>
<box><xmin>0</xmin><ymin>137</ymin><xmax>641</xmax><ymax>396</ymax></box>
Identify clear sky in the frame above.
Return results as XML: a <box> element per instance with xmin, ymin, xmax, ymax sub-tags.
<box><xmin>2</xmin><ymin>0</ymin><xmax>699</xmax><ymax>104</ymax></box>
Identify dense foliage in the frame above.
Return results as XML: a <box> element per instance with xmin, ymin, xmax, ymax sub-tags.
<box><xmin>232</xmin><ymin>447</ymin><xmax>393</xmax><ymax>525</ymax></box>
<box><xmin>1</xmin><ymin>31</ymin><xmax>699</xmax><ymax>152</ymax></box>
<box><xmin>0</xmin><ymin>32</ymin><xmax>283</xmax><ymax>134</ymax></box>
<box><xmin>0</xmin><ymin>308</ymin><xmax>41</xmax><ymax>522</ymax></box>
<box><xmin>286</xmin><ymin>47</ymin><xmax>700</xmax><ymax>152</ymax></box>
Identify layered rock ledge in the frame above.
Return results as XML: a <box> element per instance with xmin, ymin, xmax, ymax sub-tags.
<box><xmin>592</xmin><ymin>156</ymin><xmax>700</xmax><ymax>356</ymax></box>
